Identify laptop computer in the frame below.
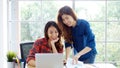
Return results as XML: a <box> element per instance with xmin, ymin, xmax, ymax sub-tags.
<box><xmin>35</xmin><ymin>53</ymin><xmax>63</xmax><ymax>68</ymax></box>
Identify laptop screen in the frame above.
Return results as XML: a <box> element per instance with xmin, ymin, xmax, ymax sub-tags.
<box><xmin>35</xmin><ymin>53</ymin><xmax>63</xmax><ymax>68</ymax></box>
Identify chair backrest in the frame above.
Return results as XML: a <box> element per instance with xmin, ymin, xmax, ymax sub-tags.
<box><xmin>20</xmin><ymin>42</ymin><xmax>34</xmax><ymax>60</ymax></box>
<box><xmin>20</xmin><ymin>42</ymin><xmax>34</xmax><ymax>68</ymax></box>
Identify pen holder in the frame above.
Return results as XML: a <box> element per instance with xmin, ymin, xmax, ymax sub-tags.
<box><xmin>20</xmin><ymin>62</ymin><xmax>24</xmax><ymax>68</ymax></box>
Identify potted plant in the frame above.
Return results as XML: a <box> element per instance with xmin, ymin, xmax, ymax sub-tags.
<box><xmin>7</xmin><ymin>51</ymin><xmax>17</xmax><ymax>68</ymax></box>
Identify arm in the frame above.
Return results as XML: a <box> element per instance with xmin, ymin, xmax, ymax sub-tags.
<box><xmin>51</xmin><ymin>38</ymin><xmax>59</xmax><ymax>53</ymax></box>
<box><xmin>27</xmin><ymin>60</ymin><xmax>36</xmax><ymax>67</ymax></box>
<box><xmin>73</xmin><ymin>20</ymin><xmax>95</xmax><ymax>64</ymax></box>
<box><xmin>78</xmin><ymin>47</ymin><xmax>91</xmax><ymax>57</ymax></box>
<box><xmin>65</xmin><ymin>46</ymin><xmax>72</xmax><ymax>60</ymax></box>
<box><xmin>26</xmin><ymin>39</ymin><xmax>41</xmax><ymax>67</ymax></box>
<box><xmin>76</xmin><ymin>20</ymin><xmax>95</xmax><ymax>57</ymax></box>
<box><xmin>73</xmin><ymin>47</ymin><xmax>91</xmax><ymax>64</ymax></box>
<box><xmin>64</xmin><ymin>42</ymin><xmax>72</xmax><ymax>62</ymax></box>
<box><xmin>51</xmin><ymin>43</ymin><xmax>58</xmax><ymax>53</ymax></box>
<box><xmin>63</xmin><ymin>46</ymin><xmax>72</xmax><ymax>65</ymax></box>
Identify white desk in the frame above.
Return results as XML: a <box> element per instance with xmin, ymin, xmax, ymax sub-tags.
<box><xmin>85</xmin><ymin>63</ymin><xmax>116</xmax><ymax>68</ymax></box>
<box><xmin>64</xmin><ymin>63</ymin><xmax>116</xmax><ymax>68</ymax></box>
<box><xmin>25</xmin><ymin>63</ymin><xmax>116</xmax><ymax>68</ymax></box>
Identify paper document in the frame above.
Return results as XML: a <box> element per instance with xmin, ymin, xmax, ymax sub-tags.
<box><xmin>66</xmin><ymin>58</ymin><xmax>85</xmax><ymax>68</ymax></box>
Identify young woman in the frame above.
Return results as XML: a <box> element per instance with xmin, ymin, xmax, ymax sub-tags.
<box><xmin>26</xmin><ymin>21</ymin><xmax>63</xmax><ymax>68</ymax></box>
<box><xmin>57</xmin><ymin>6</ymin><xmax>97</xmax><ymax>64</ymax></box>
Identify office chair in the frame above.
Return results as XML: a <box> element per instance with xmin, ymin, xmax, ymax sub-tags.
<box><xmin>20</xmin><ymin>42</ymin><xmax>34</xmax><ymax>68</ymax></box>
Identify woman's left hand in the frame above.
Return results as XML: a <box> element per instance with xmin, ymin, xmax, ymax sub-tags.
<box><xmin>72</xmin><ymin>54</ymin><xmax>81</xmax><ymax>64</ymax></box>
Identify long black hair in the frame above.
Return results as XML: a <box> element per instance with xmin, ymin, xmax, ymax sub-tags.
<box><xmin>57</xmin><ymin>6</ymin><xmax>77</xmax><ymax>44</ymax></box>
<box><xmin>44</xmin><ymin>21</ymin><xmax>63</xmax><ymax>51</ymax></box>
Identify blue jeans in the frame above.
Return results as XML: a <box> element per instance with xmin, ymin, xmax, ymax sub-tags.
<box><xmin>73</xmin><ymin>48</ymin><xmax>96</xmax><ymax>64</ymax></box>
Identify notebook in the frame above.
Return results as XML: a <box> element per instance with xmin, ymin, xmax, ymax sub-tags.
<box><xmin>35</xmin><ymin>53</ymin><xmax>63</xmax><ymax>68</ymax></box>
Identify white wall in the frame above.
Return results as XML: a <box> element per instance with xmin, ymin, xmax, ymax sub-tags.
<box><xmin>0</xmin><ymin>0</ymin><xmax>4</xmax><ymax>67</ymax></box>
<box><xmin>0</xmin><ymin>0</ymin><xmax>7</xmax><ymax>68</ymax></box>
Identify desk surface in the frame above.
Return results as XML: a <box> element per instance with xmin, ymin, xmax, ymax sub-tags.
<box><xmin>64</xmin><ymin>63</ymin><xmax>116</xmax><ymax>68</ymax></box>
<box><xmin>85</xmin><ymin>63</ymin><xmax>116</xmax><ymax>68</ymax></box>
<box><xmin>25</xmin><ymin>63</ymin><xmax>116</xmax><ymax>68</ymax></box>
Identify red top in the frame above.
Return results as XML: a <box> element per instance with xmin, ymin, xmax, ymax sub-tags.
<box><xmin>26</xmin><ymin>38</ymin><xmax>63</xmax><ymax>63</ymax></box>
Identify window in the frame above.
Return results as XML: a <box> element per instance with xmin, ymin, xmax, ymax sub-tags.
<box><xmin>19</xmin><ymin>1</ymin><xmax>72</xmax><ymax>42</ymax></box>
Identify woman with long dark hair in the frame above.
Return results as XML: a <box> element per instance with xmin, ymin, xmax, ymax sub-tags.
<box><xmin>26</xmin><ymin>21</ymin><xmax>63</xmax><ymax>68</ymax></box>
<box><xmin>57</xmin><ymin>6</ymin><xmax>97</xmax><ymax>64</ymax></box>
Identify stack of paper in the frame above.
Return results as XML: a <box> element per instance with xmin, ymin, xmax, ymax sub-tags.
<box><xmin>66</xmin><ymin>58</ymin><xmax>85</xmax><ymax>68</ymax></box>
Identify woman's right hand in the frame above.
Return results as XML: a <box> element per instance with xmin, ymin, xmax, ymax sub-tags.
<box><xmin>27</xmin><ymin>60</ymin><xmax>36</xmax><ymax>68</ymax></box>
<box><xmin>72</xmin><ymin>53</ymin><xmax>81</xmax><ymax>64</ymax></box>
<box><xmin>63</xmin><ymin>59</ymin><xmax>67</xmax><ymax>65</ymax></box>
<box><xmin>27</xmin><ymin>64</ymin><xmax>35</xmax><ymax>68</ymax></box>
<box><xmin>50</xmin><ymin>38</ymin><xmax>59</xmax><ymax>45</ymax></box>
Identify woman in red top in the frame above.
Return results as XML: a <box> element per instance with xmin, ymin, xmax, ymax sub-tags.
<box><xmin>26</xmin><ymin>21</ymin><xmax>63</xmax><ymax>68</ymax></box>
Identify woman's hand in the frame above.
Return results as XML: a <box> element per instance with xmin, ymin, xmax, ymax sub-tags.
<box><xmin>72</xmin><ymin>54</ymin><xmax>81</xmax><ymax>64</ymax></box>
<box><xmin>27</xmin><ymin>60</ymin><xmax>36</xmax><ymax>67</ymax></box>
<box><xmin>63</xmin><ymin>59</ymin><xmax>67</xmax><ymax>65</ymax></box>
<box><xmin>27</xmin><ymin>65</ymin><xmax>35</xmax><ymax>68</ymax></box>
<box><xmin>50</xmin><ymin>38</ymin><xmax>59</xmax><ymax>53</ymax></box>
<box><xmin>50</xmin><ymin>38</ymin><xmax>59</xmax><ymax>45</ymax></box>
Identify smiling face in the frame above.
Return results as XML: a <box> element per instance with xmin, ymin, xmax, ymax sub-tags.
<box><xmin>47</xmin><ymin>26</ymin><xmax>59</xmax><ymax>41</ymax></box>
<box><xmin>62</xmin><ymin>14</ymin><xmax>75</xmax><ymax>27</ymax></box>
